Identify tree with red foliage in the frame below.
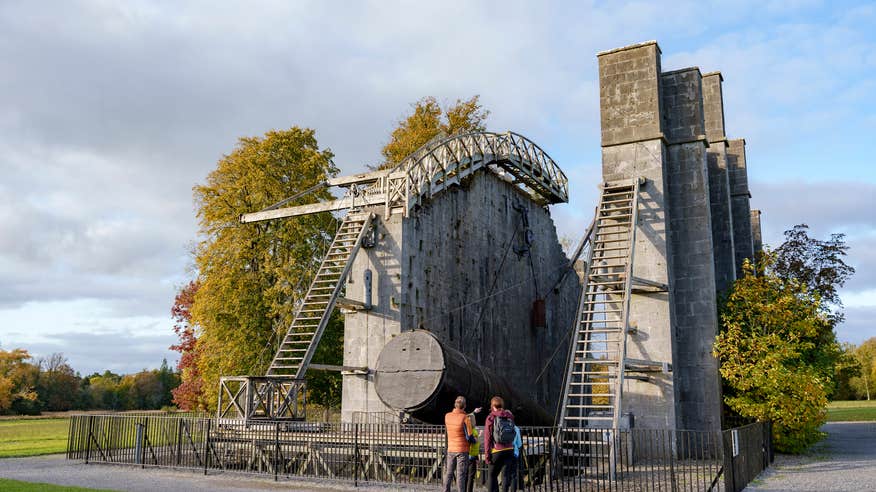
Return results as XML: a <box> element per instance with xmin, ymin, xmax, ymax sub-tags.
<box><xmin>170</xmin><ymin>280</ymin><xmax>207</xmax><ymax>410</ymax></box>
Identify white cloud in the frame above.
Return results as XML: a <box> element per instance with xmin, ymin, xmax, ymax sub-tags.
<box><xmin>1</xmin><ymin>0</ymin><xmax>874</xmax><ymax>370</ymax></box>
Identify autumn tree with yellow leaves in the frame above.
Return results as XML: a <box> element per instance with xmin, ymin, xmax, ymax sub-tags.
<box><xmin>714</xmin><ymin>225</ymin><xmax>854</xmax><ymax>453</ymax></box>
<box><xmin>189</xmin><ymin>128</ymin><xmax>341</xmax><ymax>407</ymax></box>
<box><xmin>379</xmin><ymin>96</ymin><xmax>489</xmax><ymax>169</ymax></box>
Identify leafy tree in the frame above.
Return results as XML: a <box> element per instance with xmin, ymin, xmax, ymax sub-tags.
<box><xmin>170</xmin><ymin>281</ymin><xmax>208</xmax><ymax>411</ymax></box>
<box><xmin>715</xmin><ymin>253</ymin><xmax>837</xmax><ymax>452</ymax></box>
<box><xmin>191</xmin><ymin>127</ymin><xmax>339</xmax><ymax>408</ymax></box>
<box><xmin>35</xmin><ymin>353</ymin><xmax>80</xmax><ymax>411</ymax></box>
<box><xmin>715</xmin><ymin>225</ymin><xmax>857</xmax><ymax>451</ymax></box>
<box><xmin>832</xmin><ymin>342</ymin><xmax>862</xmax><ymax>401</ymax></box>
<box><xmin>306</xmin><ymin>311</ymin><xmax>344</xmax><ymax>408</ymax></box>
<box><xmin>773</xmin><ymin>224</ymin><xmax>854</xmax><ymax>320</ymax></box>
<box><xmin>850</xmin><ymin>337</ymin><xmax>876</xmax><ymax>400</ymax></box>
<box><xmin>0</xmin><ymin>349</ymin><xmax>38</xmax><ymax>414</ymax></box>
<box><xmin>155</xmin><ymin>359</ymin><xmax>180</xmax><ymax>408</ymax></box>
<box><xmin>379</xmin><ymin>96</ymin><xmax>489</xmax><ymax>169</ymax></box>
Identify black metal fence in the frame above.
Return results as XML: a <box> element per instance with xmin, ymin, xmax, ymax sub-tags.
<box><xmin>67</xmin><ymin>415</ymin><xmax>771</xmax><ymax>491</ymax></box>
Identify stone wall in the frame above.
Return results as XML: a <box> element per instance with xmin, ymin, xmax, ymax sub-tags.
<box><xmin>401</xmin><ymin>171</ymin><xmax>580</xmax><ymax>412</ymax></box>
<box><xmin>341</xmin><ymin>213</ymin><xmax>404</xmax><ymax>422</ymax></box>
<box><xmin>341</xmin><ymin>170</ymin><xmax>580</xmax><ymax>422</ymax></box>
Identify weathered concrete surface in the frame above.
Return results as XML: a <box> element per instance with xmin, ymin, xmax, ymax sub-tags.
<box><xmin>661</xmin><ymin>67</ymin><xmax>722</xmax><ymax>433</ymax></box>
<box><xmin>702</xmin><ymin>72</ymin><xmax>726</xmax><ymax>140</ymax></box>
<box><xmin>728</xmin><ymin>138</ymin><xmax>754</xmax><ymax>276</ymax></box>
<box><xmin>702</xmin><ymin>72</ymin><xmax>736</xmax><ymax>294</ymax></box>
<box><xmin>341</xmin><ymin>211</ymin><xmax>404</xmax><ymax>422</ymax></box>
<box><xmin>599</xmin><ymin>41</ymin><xmax>676</xmax><ymax>430</ymax></box>
<box><xmin>745</xmin><ymin>422</ymin><xmax>876</xmax><ymax>492</ymax></box>
<box><xmin>598</xmin><ymin>41</ymin><xmax>665</xmax><ymax>147</ymax></box>
<box><xmin>400</xmin><ymin>170</ymin><xmax>580</xmax><ymax>414</ymax></box>
<box><xmin>342</xmin><ymin>169</ymin><xmax>579</xmax><ymax>423</ymax></box>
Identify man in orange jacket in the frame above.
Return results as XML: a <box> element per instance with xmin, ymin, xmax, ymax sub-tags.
<box><xmin>444</xmin><ymin>396</ymin><xmax>476</xmax><ymax>492</ymax></box>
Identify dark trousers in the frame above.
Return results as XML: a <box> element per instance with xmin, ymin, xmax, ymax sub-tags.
<box><xmin>465</xmin><ymin>457</ymin><xmax>478</xmax><ymax>492</ymax></box>
<box><xmin>443</xmin><ymin>452</ymin><xmax>469</xmax><ymax>492</ymax></box>
<box><xmin>488</xmin><ymin>449</ymin><xmax>517</xmax><ymax>492</ymax></box>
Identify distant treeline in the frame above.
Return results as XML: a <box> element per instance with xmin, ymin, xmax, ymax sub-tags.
<box><xmin>835</xmin><ymin>337</ymin><xmax>876</xmax><ymax>401</ymax></box>
<box><xmin>0</xmin><ymin>349</ymin><xmax>179</xmax><ymax>415</ymax></box>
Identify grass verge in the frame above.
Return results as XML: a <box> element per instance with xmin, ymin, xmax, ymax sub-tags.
<box><xmin>0</xmin><ymin>418</ymin><xmax>69</xmax><ymax>458</ymax></box>
<box><xmin>0</xmin><ymin>478</ymin><xmax>116</xmax><ymax>492</ymax></box>
<box><xmin>826</xmin><ymin>400</ymin><xmax>876</xmax><ymax>422</ymax></box>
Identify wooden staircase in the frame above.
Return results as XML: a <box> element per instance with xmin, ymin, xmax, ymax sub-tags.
<box><xmin>266</xmin><ymin>212</ymin><xmax>374</xmax><ymax>379</ymax></box>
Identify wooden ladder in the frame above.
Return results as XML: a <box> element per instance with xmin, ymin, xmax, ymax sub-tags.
<box><xmin>266</xmin><ymin>212</ymin><xmax>374</xmax><ymax>378</ymax></box>
<box><xmin>557</xmin><ymin>179</ymin><xmax>641</xmax><ymax>474</ymax></box>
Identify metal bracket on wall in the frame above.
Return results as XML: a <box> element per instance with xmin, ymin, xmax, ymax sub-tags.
<box><xmin>631</xmin><ymin>276</ymin><xmax>669</xmax><ymax>293</ymax></box>
<box><xmin>361</xmin><ymin>221</ymin><xmax>378</xmax><ymax>249</ymax></box>
<box><xmin>340</xmin><ymin>368</ymin><xmax>370</xmax><ymax>376</ymax></box>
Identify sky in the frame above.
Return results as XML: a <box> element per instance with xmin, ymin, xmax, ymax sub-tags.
<box><xmin>1</xmin><ymin>0</ymin><xmax>874</xmax><ymax>375</ymax></box>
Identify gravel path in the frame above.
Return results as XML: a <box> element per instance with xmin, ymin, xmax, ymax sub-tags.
<box><xmin>0</xmin><ymin>454</ymin><xmax>414</xmax><ymax>491</ymax></box>
<box><xmin>745</xmin><ymin>421</ymin><xmax>876</xmax><ymax>492</ymax></box>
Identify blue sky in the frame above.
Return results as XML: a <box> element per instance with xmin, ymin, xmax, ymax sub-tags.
<box><xmin>1</xmin><ymin>0</ymin><xmax>874</xmax><ymax>374</ymax></box>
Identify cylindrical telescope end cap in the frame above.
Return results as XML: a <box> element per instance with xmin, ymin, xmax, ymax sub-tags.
<box><xmin>374</xmin><ymin>331</ymin><xmax>445</xmax><ymax>411</ymax></box>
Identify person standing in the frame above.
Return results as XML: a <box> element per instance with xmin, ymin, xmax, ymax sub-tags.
<box><xmin>444</xmin><ymin>396</ymin><xmax>475</xmax><ymax>492</ymax></box>
<box><xmin>484</xmin><ymin>396</ymin><xmax>517</xmax><ymax>492</ymax></box>
<box><xmin>465</xmin><ymin>407</ymin><xmax>482</xmax><ymax>492</ymax></box>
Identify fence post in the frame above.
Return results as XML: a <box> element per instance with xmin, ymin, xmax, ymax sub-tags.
<box><xmin>353</xmin><ymin>423</ymin><xmax>359</xmax><ymax>487</ymax></box>
<box><xmin>722</xmin><ymin>429</ymin><xmax>736</xmax><ymax>492</ymax></box>
<box><xmin>66</xmin><ymin>416</ymin><xmax>74</xmax><ymax>458</ymax></box>
<box><xmin>274</xmin><ymin>422</ymin><xmax>280</xmax><ymax>482</ymax></box>
<box><xmin>204</xmin><ymin>419</ymin><xmax>211</xmax><ymax>476</ymax></box>
<box><xmin>175</xmin><ymin>419</ymin><xmax>182</xmax><ymax>466</ymax></box>
<box><xmin>85</xmin><ymin>415</ymin><xmax>93</xmax><ymax>464</ymax></box>
<box><xmin>135</xmin><ymin>422</ymin><xmax>145</xmax><ymax>467</ymax></box>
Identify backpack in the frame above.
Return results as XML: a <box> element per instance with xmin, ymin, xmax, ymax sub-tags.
<box><xmin>492</xmin><ymin>416</ymin><xmax>516</xmax><ymax>445</ymax></box>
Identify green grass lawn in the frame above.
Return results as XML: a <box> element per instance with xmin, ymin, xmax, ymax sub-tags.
<box><xmin>0</xmin><ymin>418</ymin><xmax>69</xmax><ymax>458</ymax></box>
<box><xmin>827</xmin><ymin>400</ymin><xmax>876</xmax><ymax>422</ymax></box>
<box><xmin>0</xmin><ymin>478</ymin><xmax>115</xmax><ymax>492</ymax></box>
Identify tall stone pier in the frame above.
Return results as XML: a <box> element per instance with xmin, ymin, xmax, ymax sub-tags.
<box><xmin>702</xmin><ymin>72</ymin><xmax>737</xmax><ymax>294</ymax></box>
<box><xmin>661</xmin><ymin>67</ymin><xmax>722</xmax><ymax>432</ymax></box>
<box><xmin>598</xmin><ymin>42</ymin><xmax>677</xmax><ymax>429</ymax></box>
<box><xmin>728</xmin><ymin>139</ymin><xmax>755</xmax><ymax>276</ymax></box>
<box><xmin>597</xmin><ymin>40</ymin><xmax>750</xmax><ymax>432</ymax></box>
<box><xmin>751</xmin><ymin>209</ymin><xmax>763</xmax><ymax>257</ymax></box>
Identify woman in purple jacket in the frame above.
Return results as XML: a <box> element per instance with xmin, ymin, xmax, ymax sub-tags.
<box><xmin>483</xmin><ymin>396</ymin><xmax>516</xmax><ymax>492</ymax></box>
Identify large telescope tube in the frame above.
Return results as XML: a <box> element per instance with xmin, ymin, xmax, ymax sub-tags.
<box><xmin>374</xmin><ymin>330</ymin><xmax>552</xmax><ymax>426</ymax></box>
